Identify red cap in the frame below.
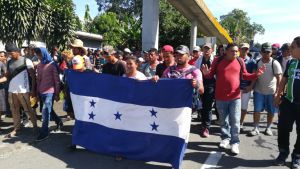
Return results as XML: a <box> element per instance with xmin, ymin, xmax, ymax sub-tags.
<box><xmin>272</xmin><ymin>43</ymin><xmax>280</xmax><ymax>49</ymax></box>
<box><xmin>162</xmin><ymin>45</ymin><xmax>174</xmax><ymax>53</ymax></box>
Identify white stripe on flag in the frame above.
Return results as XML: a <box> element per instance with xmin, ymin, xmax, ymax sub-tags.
<box><xmin>71</xmin><ymin>93</ymin><xmax>192</xmax><ymax>141</ymax></box>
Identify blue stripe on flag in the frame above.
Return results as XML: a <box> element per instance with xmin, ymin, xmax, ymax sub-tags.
<box><xmin>72</xmin><ymin>120</ymin><xmax>187</xmax><ymax>169</ymax></box>
<box><xmin>66</xmin><ymin>70</ymin><xmax>193</xmax><ymax>108</ymax></box>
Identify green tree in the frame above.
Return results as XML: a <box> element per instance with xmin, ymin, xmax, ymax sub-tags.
<box><xmin>42</xmin><ymin>0</ymin><xmax>77</xmax><ymax>49</ymax></box>
<box><xmin>95</xmin><ymin>0</ymin><xmax>142</xmax><ymax>19</ymax></box>
<box><xmin>83</xmin><ymin>4</ymin><xmax>93</xmax><ymax>31</ymax></box>
<box><xmin>89</xmin><ymin>12</ymin><xmax>124</xmax><ymax>47</ymax></box>
<box><xmin>95</xmin><ymin>0</ymin><xmax>191</xmax><ymax>48</ymax></box>
<box><xmin>0</xmin><ymin>0</ymin><xmax>47</xmax><ymax>46</ymax></box>
<box><xmin>159</xmin><ymin>0</ymin><xmax>191</xmax><ymax>47</ymax></box>
<box><xmin>219</xmin><ymin>9</ymin><xmax>265</xmax><ymax>44</ymax></box>
<box><xmin>0</xmin><ymin>0</ymin><xmax>76</xmax><ymax>49</ymax></box>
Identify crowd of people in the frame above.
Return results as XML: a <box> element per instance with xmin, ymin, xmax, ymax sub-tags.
<box><xmin>0</xmin><ymin>36</ymin><xmax>299</xmax><ymax>168</ymax></box>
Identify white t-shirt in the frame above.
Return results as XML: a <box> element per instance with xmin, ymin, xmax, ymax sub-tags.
<box><xmin>254</xmin><ymin>58</ymin><xmax>282</xmax><ymax>95</ymax></box>
<box><xmin>8</xmin><ymin>58</ymin><xmax>34</xmax><ymax>93</ymax></box>
<box><xmin>123</xmin><ymin>71</ymin><xmax>147</xmax><ymax>80</ymax></box>
<box><xmin>282</xmin><ymin>56</ymin><xmax>292</xmax><ymax>73</ymax></box>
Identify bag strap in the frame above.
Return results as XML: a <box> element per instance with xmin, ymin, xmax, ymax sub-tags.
<box><xmin>8</xmin><ymin>58</ymin><xmax>28</xmax><ymax>81</ymax></box>
<box><xmin>236</xmin><ymin>57</ymin><xmax>244</xmax><ymax>80</ymax></box>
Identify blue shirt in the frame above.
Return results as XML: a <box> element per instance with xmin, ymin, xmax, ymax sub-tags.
<box><xmin>240</xmin><ymin>56</ymin><xmax>256</xmax><ymax>90</ymax></box>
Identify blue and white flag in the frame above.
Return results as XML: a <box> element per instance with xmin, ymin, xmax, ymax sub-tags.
<box><xmin>67</xmin><ymin>70</ymin><xmax>193</xmax><ymax>169</ymax></box>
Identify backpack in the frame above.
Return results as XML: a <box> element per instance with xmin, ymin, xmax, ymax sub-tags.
<box><xmin>168</xmin><ymin>65</ymin><xmax>197</xmax><ymax>79</ymax></box>
<box><xmin>257</xmin><ymin>58</ymin><xmax>275</xmax><ymax>75</ymax></box>
<box><xmin>7</xmin><ymin>57</ymin><xmax>32</xmax><ymax>89</ymax></box>
<box><xmin>216</xmin><ymin>56</ymin><xmax>244</xmax><ymax>80</ymax></box>
<box><xmin>167</xmin><ymin>65</ymin><xmax>202</xmax><ymax>110</ymax></box>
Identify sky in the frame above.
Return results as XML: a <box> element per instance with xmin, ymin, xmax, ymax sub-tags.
<box><xmin>73</xmin><ymin>0</ymin><xmax>300</xmax><ymax>45</ymax></box>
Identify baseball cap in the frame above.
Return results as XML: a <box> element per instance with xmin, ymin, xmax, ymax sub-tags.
<box><xmin>193</xmin><ymin>46</ymin><xmax>201</xmax><ymax>51</ymax></box>
<box><xmin>162</xmin><ymin>45</ymin><xmax>174</xmax><ymax>53</ymax></box>
<box><xmin>72</xmin><ymin>55</ymin><xmax>85</xmax><ymax>70</ymax></box>
<box><xmin>28</xmin><ymin>44</ymin><xmax>37</xmax><ymax>49</ymax></box>
<box><xmin>202</xmin><ymin>43</ymin><xmax>212</xmax><ymax>49</ymax></box>
<box><xmin>124</xmin><ymin>48</ymin><xmax>132</xmax><ymax>54</ymax></box>
<box><xmin>5</xmin><ymin>43</ymin><xmax>20</xmax><ymax>53</ymax></box>
<box><xmin>102</xmin><ymin>45</ymin><xmax>116</xmax><ymax>56</ymax></box>
<box><xmin>240</xmin><ymin>43</ymin><xmax>250</xmax><ymax>49</ymax></box>
<box><xmin>261</xmin><ymin>43</ymin><xmax>272</xmax><ymax>52</ymax></box>
<box><xmin>272</xmin><ymin>43</ymin><xmax>280</xmax><ymax>49</ymax></box>
<box><xmin>281</xmin><ymin>43</ymin><xmax>291</xmax><ymax>52</ymax></box>
<box><xmin>175</xmin><ymin>45</ymin><xmax>190</xmax><ymax>55</ymax></box>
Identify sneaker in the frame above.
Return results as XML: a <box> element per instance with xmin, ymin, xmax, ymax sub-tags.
<box><xmin>249</xmin><ymin>128</ymin><xmax>260</xmax><ymax>136</ymax></box>
<box><xmin>231</xmin><ymin>143</ymin><xmax>239</xmax><ymax>154</ymax></box>
<box><xmin>219</xmin><ymin>139</ymin><xmax>230</xmax><ymax>149</ymax></box>
<box><xmin>22</xmin><ymin>120</ymin><xmax>30</xmax><ymax>128</ymax></box>
<box><xmin>291</xmin><ymin>157</ymin><xmax>300</xmax><ymax>169</ymax></box>
<box><xmin>264</xmin><ymin>128</ymin><xmax>273</xmax><ymax>136</ymax></box>
<box><xmin>274</xmin><ymin>152</ymin><xmax>288</xmax><ymax>166</ymax></box>
<box><xmin>35</xmin><ymin>134</ymin><xmax>49</xmax><ymax>142</ymax></box>
<box><xmin>4</xmin><ymin>130</ymin><xmax>20</xmax><ymax>138</ymax></box>
<box><xmin>56</xmin><ymin>121</ymin><xmax>63</xmax><ymax>131</ymax></box>
<box><xmin>201</xmin><ymin>128</ymin><xmax>210</xmax><ymax>138</ymax></box>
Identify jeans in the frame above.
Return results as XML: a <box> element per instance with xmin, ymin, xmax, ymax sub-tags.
<box><xmin>278</xmin><ymin>98</ymin><xmax>300</xmax><ymax>155</ymax></box>
<box><xmin>40</xmin><ymin>93</ymin><xmax>61</xmax><ymax>135</ymax></box>
<box><xmin>200</xmin><ymin>86</ymin><xmax>215</xmax><ymax>128</ymax></box>
<box><xmin>216</xmin><ymin>99</ymin><xmax>241</xmax><ymax>144</ymax></box>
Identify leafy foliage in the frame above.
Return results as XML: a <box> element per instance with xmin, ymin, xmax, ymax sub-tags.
<box><xmin>0</xmin><ymin>0</ymin><xmax>47</xmax><ymax>46</ymax></box>
<box><xmin>42</xmin><ymin>0</ymin><xmax>77</xmax><ymax>49</ymax></box>
<box><xmin>159</xmin><ymin>0</ymin><xmax>191</xmax><ymax>48</ymax></box>
<box><xmin>220</xmin><ymin>9</ymin><xmax>265</xmax><ymax>44</ymax></box>
<box><xmin>0</xmin><ymin>0</ymin><xmax>76</xmax><ymax>49</ymax></box>
<box><xmin>94</xmin><ymin>0</ymin><xmax>191</xmax><ymax>49</ymax></box>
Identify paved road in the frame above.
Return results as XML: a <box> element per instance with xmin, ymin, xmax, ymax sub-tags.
<box><xmin>0</xmin><ymin>100</ymin><xmax>295</xmax><ymax>169</ymax></box>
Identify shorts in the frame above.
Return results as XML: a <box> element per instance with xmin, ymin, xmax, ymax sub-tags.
<box><xmin>254</xmin><ymin>91</ymin><xmax>278</xmax><ymax>114</ymax></box>
<box><xmin>241</xmin><ymin>91</ymin><xmax>251</xmax><ymax>110</ymax></box>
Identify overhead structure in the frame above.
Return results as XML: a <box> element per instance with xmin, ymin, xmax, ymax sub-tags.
<box><xmin>167</xmin><ymin>0</ymin><xmax>232</xmax><ymax>45</ymax></box>
<box><xmin>142</xmin><ymin>0</ymin><xmax>232</xmax><ymax>50</ymax></box>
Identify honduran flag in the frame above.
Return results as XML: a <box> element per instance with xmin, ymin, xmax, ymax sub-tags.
<box><xmin>67</xmin><ymin>70</ymin><xmax>193</xmax><ymax>169</ymax></box>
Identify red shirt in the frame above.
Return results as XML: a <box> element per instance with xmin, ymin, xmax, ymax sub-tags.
<box><xmin>204</xmin><ymin>57</ymin><xmax>257</xmax><ymax>101</ymax></box>
<box><xmin>188</xmin><ymin>57</ymin><xmax>198</xmax><ymax>65</ymax></box>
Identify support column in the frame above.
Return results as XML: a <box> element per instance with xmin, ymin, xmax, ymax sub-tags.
<box><xmin>142</xmin><ymin>0</ymin><xmax>159</xmax><ymax>51</ymax></box>
<box><xmin>190</xmin><ymin>20</ymin><xmax>198</xmax><ymax>50</ymax></box>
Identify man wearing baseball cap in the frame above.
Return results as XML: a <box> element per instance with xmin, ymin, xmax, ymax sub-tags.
<box><xmin>102</xmin><ymin>45</ymin><xmax>126</xmax><ymax>76</ymax></box>
<box><xmin>195</xmin><ymin>42</ymin><xmax>215</xmax><ymax>137</ymax></box>
<box><xmin>250</xmin><ymin>42</ymin><xmax>282</xmax><ymax>137</ymax></box>
<box><xmin>189</xmin><ymin>46</ymin><xmax>201</xmax><ymax>65</ymax></box>
<box><xmin>152</xmin><ymin>45</ymin><xmax>204</xmax><ymax>115</ymax></box>
<box><xmin>239</xmin><ymin>43</ymin><xmax>257</xmax><ymax>133</ymax></box>
<box><xmin>156</xmin><ymin>45</ymin><xmax>176</xmax><ymax>77</ymax></box>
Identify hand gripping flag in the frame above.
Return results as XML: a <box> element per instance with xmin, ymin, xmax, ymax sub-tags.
<box><xmin>67</xmin><ymin>70</ymin><xmax>193</xmax><ymax>169</ymax></box>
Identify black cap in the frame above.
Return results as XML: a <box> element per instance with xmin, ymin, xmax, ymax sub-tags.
<box><xmin>5</xmin><ymin>43</ymin><xmax>20</xmax><ymax>52</ymax></box>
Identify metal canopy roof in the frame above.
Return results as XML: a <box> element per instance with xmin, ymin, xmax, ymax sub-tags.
<box><xmin>167</xmin><ymin>0</ymin><xmax>233</xmax><ymax>44</ymax></box>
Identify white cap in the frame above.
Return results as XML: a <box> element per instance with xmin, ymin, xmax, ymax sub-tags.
<box><xmin>138</xmin><ymin>57</ymin><xmax>145</xmax><ymax>62</ymax></box>
<box><xmin>124</xmin><ymin>48</ymin><xmax>132</xmax><ymax>53</ymax></box>
<box><xmin>193</xmin><ymin>46</ymin><xmax>201</xmax><ymax>51</ymax></box>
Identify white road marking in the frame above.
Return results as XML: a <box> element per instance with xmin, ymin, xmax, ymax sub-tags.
<box><xmin>200</xmin><ymin>151</ymin><xmax>223</xmax><ymax>169</ymax></box>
